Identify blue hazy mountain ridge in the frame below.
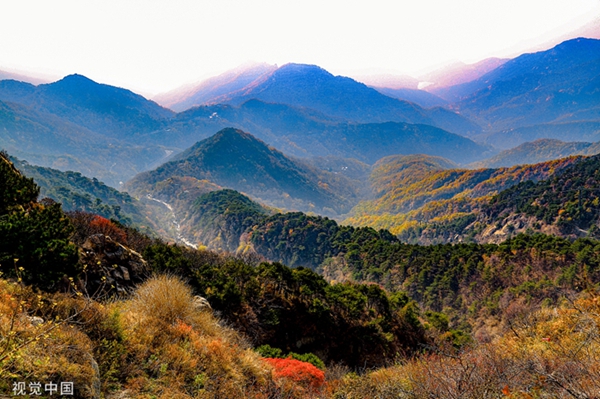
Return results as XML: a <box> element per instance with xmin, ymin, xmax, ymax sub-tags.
<box><xmin>0</xmin><ymin>75</ymin><xmax>174</xmax><ymax>139</ymax></box>
<box><xmin>370</xmin><ymin>87</ymin><xmax>448</xmax><ymax>108</ymax></box>
<box><xmin>153</xmin><ymin>62</ymin><xmax>277</xmax><ymax>112</ymax></box>
<box><xmin>469</xmin><ymin>138</ymin><xmax>600</xmax><ymax>169</ymax></box>
<box><xmin>0</xmin><ymin>67</ymin><xmax>486</xmax><ymax>178</ymax></box>
<box><xmin>166</xmin><ymin>99</ymin><xmax>490</xmax><ymax>164</ymax></box>
<box><xmin>483</xmin><ymin>121</ymin><xmax>600</xmax><ymax>150</ymax></box>
<box><xmin>2</xmin><ymin>38</ymin><xmax>599</xmax><ymax>190</ymax></box>
<box><xmin>0</xmin><ymin>72</ymin><xmax>487</xmax><ymax>189</ymax></box>
<box><xmin>0</xmin><ymin>68</ymin><xmax>50</xmax><ymax>85</ymax></box>
<box><xmin>0</xmin><ymin>98</ymin><xmax>168</xmax><ymax>187</ymax></box>
<box><xmin>126</xmin><ymin>128</ymin><xmax>364</xmax><ymax>216</ymax></box>
<box><xmin>439</xmin><ymin>38</ymin><xmax>600</xmax><ymax>132</ymax></box>
<box><xmin>423</xmin><ymin>57</ymin><xmax>509</xmax><ymax>92</ymax></box>
<box><xmin>205</xmin><ymin>63</ymin><xmax>482</xmax><ymax>136</ymax></box>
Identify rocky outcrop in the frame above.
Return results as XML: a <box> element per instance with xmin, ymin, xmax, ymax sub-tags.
<box><xmin>79</xmin><ymin>234</ymin><xmax>149</xmax><ymax>296</ymax></box>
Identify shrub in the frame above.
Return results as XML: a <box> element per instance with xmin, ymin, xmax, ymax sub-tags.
<box><xmin>128</xmin><ymin>274</ymin><xmax>199</xmax><ymax>326</ymax></box>
<box><xmin>0</xmin><ymin>279</ymin><xmax>100</xmax><ymax>398</ymax></box>
<box><xmin>88</xmin><ymin>215</ymin><xmax>127</xmax><ymax>242</ymax></box>
<box><xmin>256</xmin><ymin>344</ymin><xmax>326</xmax><ymax>370</ymax></box>
<box><xmin>264</xmin><ymin>357</ymin><xmax>325</xmax><ymax>390</ymax></box>
<box><xmin>119</xmin><ymin>275</ymin><xmax>275</xmax><ymax>397</ymax></box>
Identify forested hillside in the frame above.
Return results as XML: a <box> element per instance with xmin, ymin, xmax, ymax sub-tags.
<box><xmin>127</xmin><ymin>128</ymin><xmax>364</xmax><ymax>217</ymax></box>
<box><xmin>242</xmin><ymin>211</ymin><xmax>600</xmax><ymax>340</ymax></box>
<box><xmin>344</xmin><ymin>154</ymin><xmax>581</xmax><ymax>238</ymax></box>
<box><xmin>12</xmin><ymin>156</ymin><xmax>151</xmax><ymax>227</ymax></box>
<box><xmin>483</xmin><ymin>153</ymin><xmax>600</xmax><ymax>237</ymax></box>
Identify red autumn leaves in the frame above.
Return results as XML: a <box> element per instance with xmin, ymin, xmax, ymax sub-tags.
<box><xmin>264</xmin><ymin>357</ymin><xmax>325</xmax><ymax>390</ymax></box>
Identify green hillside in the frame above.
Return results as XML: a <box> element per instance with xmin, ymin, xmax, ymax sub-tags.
<box><xmin>483</xmin><ymin>153</ymin><xmax>600</xmax><ymax>238</ymax></box>
<box><xmin>241</xmin><ymin>210</ymin><xmax>600</xmax><ymax>336</ymax></box>
<box><xmin>12</xmin><ymin>156</ymin><xmax>150</xmax><ymax>228</ymax></box>
<box><xmin>127</xmin><ymin>128</ymin><xmax>363</xmax><ymax>217</ymax></box>
<box><xmin>180</xmin><ymin>189</ymin><xmax>270</xmax><ymax>252</ymax></box>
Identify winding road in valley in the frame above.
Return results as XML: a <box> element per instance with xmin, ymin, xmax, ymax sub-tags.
<box><xmin>146</xmin><ymin>195</ymin><xmax>197</xmax><ymax>249</ymax></box>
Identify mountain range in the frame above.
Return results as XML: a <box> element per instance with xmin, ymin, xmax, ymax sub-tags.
<box><xmin>2</xmin><ymin>36</ymin><xmax>600</xmax><ymax>248</ymax></box>
<box><xmin>4</xmin><ymin>33</ymin><xmax>600</xmax><ymax>399</ymax></box>
<box><xmin>0</xmin><ymin>66</ymin><xmax>494</xmax><ymax>187</ymax></box>
<box><xmin>157</xmin><ymin>63</ymin><xmax>482</xmax><ymax>136</ymax></box>
<box><xmin>469</xmin><ymin>138</ymin><xmax>600</xmax><ymax>169</ymax></box>
<box><xmin>442</xmin><ymin>38</ymin><xmax>600</xmax><ymax>133</ymax></box>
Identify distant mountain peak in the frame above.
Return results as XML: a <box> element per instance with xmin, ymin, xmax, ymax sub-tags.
<box><xmin>129</xmin><ymin>128</ymin><xmax>361</xmax><ymax>216</ymax></box>
<box><xmin>211</xmin><ymin>127</ymin><xmax>251</xmax><ymax>141</ymax></box>
<box><xmin>61</xmin><ymin>73</ymin><xmax>93</xmax><ymax>81</ymax></box>
<box><xmin>546</xmin><ymin>37</ymin><xmax>600</xmax><ymax>59</ymax></box>
<box><xmin>173</xmin><ymin>127</ymin><xmax>272</xmax><ymax>163</ymax></box>
<box><xmin>275</xmin><ymin>63</ymin><xmax>331</xmax><ymax>75</ymax></box>
<box><xmin>49</xmin><ymin>73</ymin><xmax>100</xmax><ymax>89</ymax></box>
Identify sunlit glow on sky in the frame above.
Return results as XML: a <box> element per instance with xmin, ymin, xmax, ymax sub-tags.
<box><xmin>1</xmin><ymin>0</ymin><xmax>599</xmax><ymax>95</ymax></box>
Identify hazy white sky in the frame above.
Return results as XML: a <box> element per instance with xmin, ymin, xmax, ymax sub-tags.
<box><xmin>1</xmin><ymin>0</ymin><xmax>599</xmax><ymax>95</ymax></box>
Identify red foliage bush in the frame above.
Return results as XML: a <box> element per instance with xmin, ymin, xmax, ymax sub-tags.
<box><xmin>264</xmin><ymin>357</ymin><xmax>325</xmax><ymax>390</ymax></box>
<box><xmin>89</xmin><ymin>215</ymin><xmax>127</xmax><ymax>242</ymax></box>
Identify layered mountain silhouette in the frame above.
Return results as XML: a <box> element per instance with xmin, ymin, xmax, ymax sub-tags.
<box><xmin>158</xmin><ymin>63</ymin><xmax>481</xmax><ymax>136</ymax></box>
<box><xmin>0</xmin><ymin>98</ymin><xmax>168</xmax><ymax>186</ymax></box>
<box><xmin>2</xmin><ymin>37</ymin><xmax>599</xmax><ymax>196</ymax></box>
<box><xmin>483</xmin><ymin>121</ymin><xmax>600</xmax><ymax>149</ymax></box>
<box><xmin>219</xmin><ymin>63</ymin><xmax>481</xmax><ymax>136</ymax></box>
<box><xmin>0</xmin><ymin>67</ymin><xmax>489</xmax><ymax>188</ymax></box>
<box><xmin>0</xmin><ymin>68</ymin><xmax>50</xmax><ymax>85</ymax></box>
<box><xmin>165</xmin><ymin>100</ymin><xmax>489</xmax><ymax>163</ymax></box>
<box><xmin>369</xmin><ymin>87</ymin><xmax>447</xmax><ymax>108</ymax></box>
<box><xmin>424</xmin><ymin>57</ymin><xmax>508</xmax><ymax>93</ymax></box>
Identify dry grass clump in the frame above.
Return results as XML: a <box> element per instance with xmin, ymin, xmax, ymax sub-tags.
<box><xmin>0</xmin><ymin>278</ymin><xmax>101</xmax><ymax>398</ymax></box>
<box><xmin>327</xmin><ymin>291</ymin><xmax>600</xmax><ymax>399</ymax></box>
<box><xmin>114</xmin><ymin>274</ymin><xmax>276</xmax><ymax>398</ymax></box>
